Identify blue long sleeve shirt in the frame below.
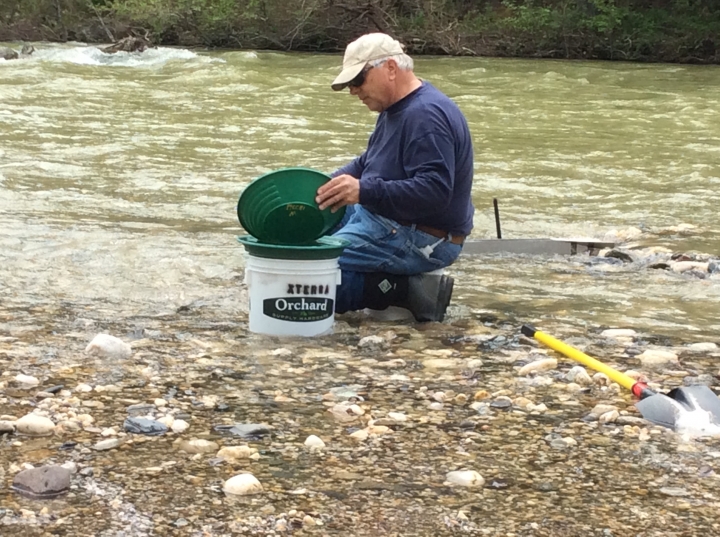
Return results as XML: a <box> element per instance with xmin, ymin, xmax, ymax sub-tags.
<box><xmin>334</xmin><ymin>81</ymin><xmax>474</xmax><ymax>236</ymax></box>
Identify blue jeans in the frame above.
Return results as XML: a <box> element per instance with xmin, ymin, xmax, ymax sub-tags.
<box><xmin>332</xmin><ymin>205</ymin><xmax>462</xmax><ymax>313</ymax></box>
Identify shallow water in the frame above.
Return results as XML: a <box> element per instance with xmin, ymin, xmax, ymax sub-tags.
<box><xmin>2</xmin><ymin>43</ymin><xmax>720</xmax><ymax>535</ymax></box>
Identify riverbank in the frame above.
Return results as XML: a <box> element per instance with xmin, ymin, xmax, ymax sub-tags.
<box><xmin>1</xmin><ymin>0</ymin><xmax>719</xmax><ymax>63</ymax></box>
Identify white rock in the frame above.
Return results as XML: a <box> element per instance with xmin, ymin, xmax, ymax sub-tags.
<box><xmin>358</xmin><ymin>335</ymin><xmax>385</xmax><ymax>348</ymax></box>
<box><xmin>15</xmin><ymin>414</ymin><xmax>55</xmax><ymax>436</ymax></box>
<box><xmin>350</xmin><ymin>429</ymin><xmax>369</xmax><ymax>441</ymax></box>
<box><xmin>637</xmin><ymin>349</ymin><xmax>678</xmax><ymax>365</ymax></box>
<box><xmin>154</xmin><ymin>398</ymin><xmax>168</xmax><ymax>407</ymax></box>
<box><xmin>178</xmin><ymin>439</ymin><xmax>218</xmax><ymax>454</ymax></box>
<box><xmin>157</xmin><ymin>415</ymin><xmax>175</xmax><ymax>428</ymax></box>
<box><xmin>688</xmin><ymin>342</ymin><xmax>718</xmax><ymax>352</ymax></box>
<box><xmin>387</xmin><ymin>412</ymin><xmax>407</xmax><ymax>422</ymax></box>
<box><xmin>171</xmin><ymin>420</ymin><xmax>189</xmax><ymax>433</ymax></box>
<box><xmin>93</xmin><ymin>438</ymin><xmax>122</xmax><ymax>451</ymax></box>
<box><xmin>367</xmin><ymin>425</ymin><xmax>391</xmax><ymax>435</ymax></box>
<box><xmin>423</xmin><ymin>358</ymin><xmax>461</xmax><ymax>369</ymax></box>
<box><xmin>593</xmin><ymin>372</ymin><xmax>610</xmax><ymax>386</ymax></box>
<box><xmin>223</xmin><ymin>473</ymin><xmax>263</xmax><ymax>496</ymax></box>
<box><xmin>601</xmin><ymin>328</ymin><xmax>637</xmax><ymax>339</ymax></box>
<box><xmin>75</xmin><ymin>383</ymin><xmax>93</xmax><ymax>393</ymax></box>
<box><xmin>217</xmin><ymin>445</ymin><xmax>257</xmax><ymax>459</ymax></box>
<box><xmin>590</xmin><ymin>404</ymin><xmax>618</xmax><ymax>418</ymax></box>
<box><xmin>304</xmin><ymin>435</ymin><xmax>326</xmax><ymax>448</ymax></box>
<box><xmin>14</xmin><ymin>374</ymin><xmax>39</xmax><ymax>386</ymax></box>
<box><xmin>599</xmin><ymin>410</ymin><xmax>620</xmax><ymax>423</ymax></box>
<box><xmin>518</xmin><ymin>358</ymin><xmax>558</xmax><ymax>376</ymax></box>
<box><xmin>565</xmin><ymin>366</ymin><xmax>593</xmax><ymax>385</ymax></box>
<box><xmin>61</xmin><ymin>462</ymin><xmax>78</xmax><ymax>473</ymax></box>
<box><xmin>428</xmin><ymin>402</ymin><xmax>444</xmax><ymax>411</ymax></box>
<box><xmin>84</xmin><ymin>334</ymin><xmax>132</xmax><ymax>360</ymax></box>
<box><xmin>467</xmin><ymin>358</ymin><xmax>484</xmax><ymax>369</ymax></box>
<box><xmin>445</xmin><ymin>470</ymin><xmax>485</xmax><ymax>488</ymax></box>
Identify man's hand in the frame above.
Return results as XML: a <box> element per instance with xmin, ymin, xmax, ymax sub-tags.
<box><xmin>316</xmin><ymin>174</ymin><xmax>360</xmax><ymax>212</ymax></box>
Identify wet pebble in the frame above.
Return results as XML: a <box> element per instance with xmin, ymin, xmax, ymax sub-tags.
<box><xmin>178</xmin><ymin>439</ymin><xmax>218</xmax><ymax>454</ymax></box>
<box><xmin>304</xmin><ymin>435</ymin><xmax>326</xmax><ymax>448</ymax></box>
<box><xmin>637</xmin><ymin>349</ymin><xmax>678</xmax><ymax>365</ymax></box>
<box><xmin>518</xmin><ymin>358</ymin><xmax>557</xmax><ymax>376</ymax></box>
<box><xmin>445</xmin><ymin>470</ymin><xmax>484</xmax><ymax>488</ymax></box>
<box><xmin>14</xmin><ymin>374</ymin><xmax>39</xmax><ymax>387</ymax></box>
<box><xmin>215</xmin><ymin>423</ymin><xmax>272</xmax><ymax>439</ymax></box>
<box><xmin>85</xmin><ymin>334</ymin><xmax>132</xmax><ymax>359</ymax></box>
<box><xmin>217</xmin><ymin>445</ymin><xmax>258</xmax><ymax>459</ymax></box>
<box><xmin>123</xmin><ymin>417</ymin><xmax>168</xmax><ymax>436</ymax></box>
<box><xmin>601</xmin><ymin>329</ymin><xmax>637</xmax><ymax>339</ymax></box>
<box><xmin>171</xmin><ymin>419</ymin><xmax>189</xmax><ymax>433</ymax></box>
<box><xmin>223</xmin><ymin>473</ymin><xmax>263</xmax><ymax>496</ymax></box>
<box><xmin>93</xmin><ymin>438</ymin><xmax>122</xmax><ymax>451</ymax></box>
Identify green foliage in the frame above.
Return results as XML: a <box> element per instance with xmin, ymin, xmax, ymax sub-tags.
<box><xmin>1</xmin><ymin>0</ymin><xmax>719</xmax><ymax>62</ymax></box>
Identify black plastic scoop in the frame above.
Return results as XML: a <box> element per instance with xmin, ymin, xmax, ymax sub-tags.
<box><xmin>521</xmin><ymin>325</ymin><xmax>720</xmax><ymax>431</ymax></box>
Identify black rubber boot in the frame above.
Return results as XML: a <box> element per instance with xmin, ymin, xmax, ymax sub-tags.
<box><xmin>362</xmin><ymin>272</ymin><xmax>454</xmax><ymax>322</ymax></box>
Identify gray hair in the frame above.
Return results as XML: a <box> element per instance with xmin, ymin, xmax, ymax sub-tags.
<box><xmin>370</xmin><ymin>53</ymin><xmax>414</xmax><ymax>71</ymax></box>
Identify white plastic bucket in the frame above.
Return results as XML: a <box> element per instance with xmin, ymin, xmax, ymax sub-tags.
<box><xmin>245</xmin><ymin>254</ymin><xmax>342</xmax><ymax>336</ymax></box>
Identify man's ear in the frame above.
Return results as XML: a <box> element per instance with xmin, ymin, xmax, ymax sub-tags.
<box><xmin>385</xmin><ymin>59</ymin><xmax>398</xmax><ymax>80</ymax></box>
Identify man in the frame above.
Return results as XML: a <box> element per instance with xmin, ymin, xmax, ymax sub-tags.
<box><xmin>316</xmin><ymin>33</ymin><xmax>474</xmax><ymax>322</ymax></box>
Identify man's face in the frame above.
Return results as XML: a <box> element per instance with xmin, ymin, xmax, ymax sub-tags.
<box><xmin>348</xmin><ymin>61</ymin><xmax>394</xmax><ymax>113</ymax></box>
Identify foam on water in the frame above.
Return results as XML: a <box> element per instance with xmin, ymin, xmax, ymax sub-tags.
<box><xmin>26</xmin><ymin>45</ymin><xmax>216</xmax><ymax>67</ymax></box>
<box><xmin>674</xmin><ymin>407</ymin><xmax>720</xmax><ymax>438</ymax></box>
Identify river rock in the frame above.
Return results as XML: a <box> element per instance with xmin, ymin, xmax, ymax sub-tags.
<box><xmin>565</xmin><ymin>365</ymin><xmax>592</xmax><ymax>385</ymax></box>
<box><xmin>12</xmin><ymin>466</ymin><xmax>71</xmax><ymax>499</ymax></box>
<box><xmin>304</xmin><ymin>435</ymin><xmax>326</xmax><ymax>448</ymax></box>
<box><xmin>637</xmin><ymin>349</ymin><xmax>678</xmax><ymax>365</ymax></box>
<box><xmin>85</xmin><ymin>334</ymin><xmax>132</xmax><ymax>360</ymax></box>
<box><xmin>445</xmin><ymin>470</ymin><xmax>485</xmax><ymax>488</ymax></box>
<box><xmin>387</xmin><ymin>412</ymin><xmax>407</xmax><ymax>422</ymax></box>
<box><xmin>688</xmin><ymin>342</ymin><xmax>718</xmax><ymax>352</ymax></box>
<box><xmin>93</xmin><ymin>438</ymin><xmax>122</xmax><ymax>451</ymax></box>
<box><xmin>0</xmin><ymin>420</ymin><xmax>15</xmax><ymax>433</ymax></box>
<box><xmin>217</xmin><ymin>445</ymin><xmax>257</xmax><ymax>459</ymax></box>
<box><xmin>601</xmin><ymin>329</ymin><xmax>637</xmax><ymax>339</ymax></box>
<box><xmin>223</xmin><ymin>473</ymin><xmax>263</xmax><ymax>496</ymax></box>
<box><xmin>171</xmin><ymin>419</ymin><xmax>189</xmax><ymax>433</ymax></box>
<box><xmin>15</xmin><ymin>414</ymin><xmax>55</xmax><ymax>436</ymax></box>
<box><xmin>589</xmin><ymin>404</ymin><xmax>618</xmax><ymax>418</ymax></box>
<box><xmin>178</xmin><ymin>439</ymin><xmax>218</xmax><ymax>454</ymax></box>
<box><xmin>14</xmin><ymin>374</ymin><xmax>40</xmax><ymax>387</ymax></box>
<box><xmin>124</xmin><ymin>417</ymin><xmax>168</xmax><ymax>435</ymax></box>
<box><xmin>518</xmin><ymin>358</ymin><xmax>557</xmax><ymax>376</ymax></box>
<box><xmin>214</xmin><ymin>423</ymin><xmax>272</xmax><ymax>439</ymax></box>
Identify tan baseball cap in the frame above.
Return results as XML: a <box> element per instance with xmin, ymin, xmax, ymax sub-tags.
<box><xmin>331</xmin><ymin>33</ymin><xmax>404</xmax><ymax>91</ymax></box>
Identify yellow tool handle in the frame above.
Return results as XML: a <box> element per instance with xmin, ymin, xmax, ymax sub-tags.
<box><xmin>521</xmin><ymin>325</ymin><xmax>636</xmax><ymax>391</ymax></box>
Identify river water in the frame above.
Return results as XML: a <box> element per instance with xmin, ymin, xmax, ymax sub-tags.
<box><xmin>1</xmin><ymin>43</ymin><xmax>720</xmax><ymax>536</ymax></box>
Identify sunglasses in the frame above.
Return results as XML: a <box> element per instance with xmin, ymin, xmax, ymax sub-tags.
<box><xmin>347</xmin><ymin>65</ymin><xmax>374</xmax><ymax>88</ymax></box>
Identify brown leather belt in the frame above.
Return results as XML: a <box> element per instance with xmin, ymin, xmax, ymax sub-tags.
<box><xmin>397</xmin><ymin>221</ymin><xmax>465</xmax><ymax>245</ymax></box>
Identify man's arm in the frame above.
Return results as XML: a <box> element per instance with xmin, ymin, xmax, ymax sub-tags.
<box><xmin>359</xmin><ymin>131</ymin><xmax>455</xmax><ymax>221</ymax></box>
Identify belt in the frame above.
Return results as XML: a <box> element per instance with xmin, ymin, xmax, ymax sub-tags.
<box><xmin>397</xmin><ymin>221</ymin><xmax>465</xmax><ymax>245</ymax></box>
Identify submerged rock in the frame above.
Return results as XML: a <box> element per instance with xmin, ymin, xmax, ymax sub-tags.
<box><xmin>445</xmin><ymin>470</ymin><xmax>484</xmax><ymax>488</ymax></box>
<box><xmin>223</xmin><ymin>473</ymin><xmax>263</xmax><ymax>496</ymax></box>
<box><xmin>213</xmin><ymin>423</ymin><xmax>272</xmax><ymax>439</ymax></box>
<box><xmin>85</xmin><ymin>334</ymin><xmax>132</xmax><ymax>360</ymax></box>
<box><xmin>12</xmin><ymin>466</ymin><xmax>71</xmax><ymax>499</ymax></box>
<box><xmin>123</xmin><ymin>417</ymin><xmax>168</xmax><ymax>436</ymax></box>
